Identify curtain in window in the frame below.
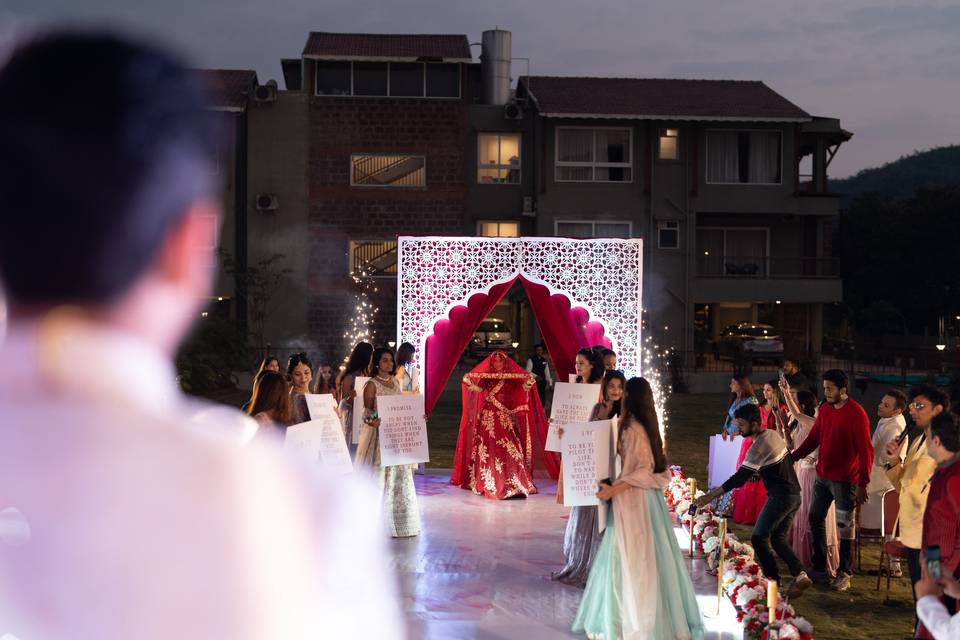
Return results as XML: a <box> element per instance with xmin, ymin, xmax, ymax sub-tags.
<box><xmin>558</xmin><ymin>129</ymin><xmax>593</xmax><ymax>163</ymax></box>
<box><xmin>707</xmin><ymin>131</ymin><xmax>739</xmax><ymax>182</ymax></box>
<box><xmin>748</xmin><ymin>132</ymin><xmax>780</xmax><ymax>183</ymax></box>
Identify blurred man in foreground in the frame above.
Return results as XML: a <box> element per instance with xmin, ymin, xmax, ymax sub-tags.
<box><xmin>0</xmin><ymin>31</ymin><xmax>402</xmax><ymax>640</ymax></box>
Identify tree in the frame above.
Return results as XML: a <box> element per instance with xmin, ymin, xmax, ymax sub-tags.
<box><xmin>219</xmin><ymin>250</ymin><xmax>292</xmax><ymax>358</ymax></box>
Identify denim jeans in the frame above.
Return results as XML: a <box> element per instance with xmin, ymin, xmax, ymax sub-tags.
<box><xmin>751</xmin><ymin>493</ymin><xmax>803</xmax><ymax>582</ymax></box>
<box><xmin>809</xmin><ymin>478</ymin><xmax>857</xmax><ymax>575</ymax></box>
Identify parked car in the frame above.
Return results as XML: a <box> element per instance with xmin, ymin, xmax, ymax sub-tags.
<box><xmin>716</xmin><ymin>323</ymin><xmax>784</xmax><ymax>363</ymax></box>
<box><xmin>468</xmin><ymin>318</ymin><xmax>513</xmax><ymax>358</ymax></box>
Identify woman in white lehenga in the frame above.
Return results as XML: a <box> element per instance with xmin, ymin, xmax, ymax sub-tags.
<box><xmin>574</xmin><ymin>377</ymin><xmax>704</xmax><ymax>640</ymax></box>
<box><xmin>355</xmin><ymin>346</ymin><xmax>421</xmax><ymax>538</ymax></box>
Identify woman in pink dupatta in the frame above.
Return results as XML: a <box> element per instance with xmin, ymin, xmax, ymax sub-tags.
<box><xmin>451</xmin><ymin>351</ymin><xmax>553</xmax><ymax>499</ymax></box>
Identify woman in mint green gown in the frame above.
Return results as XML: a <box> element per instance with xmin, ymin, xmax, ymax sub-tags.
<box><xmin>573</xmin><ymin>377</ymin><xmax>704</xmax><ymax>640</ymax></box>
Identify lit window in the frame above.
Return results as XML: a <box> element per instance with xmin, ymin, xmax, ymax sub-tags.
<box><xmin>351</xmin><ymin>155</ymin><xmax>425</xmax><ymax>187</ymax></box>
<box><xmin>556</xmin><ymin>127</ymin><xmax>632</xmax><ymax>182</ymax></box>
<box><xmin>478</xmin><ymin>221</ymin><xmax>520</xmax><ymax>237</ymax></box>
<box><xmin>478</xmin><ymin>133</ymin><xmax>521</xmax><ymax>184</ymax></box>
<box><xmin>659</xmin><ymin>128</ymin><xmax>679</xmax><ymax>160</ymax></box>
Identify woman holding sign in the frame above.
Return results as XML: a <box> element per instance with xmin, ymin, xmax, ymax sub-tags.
<box><xmin>554</xmin><ymin>370</ymin><xmax>626</xmax><ymax>588</ymax></box>
<box><xmin>336</xmin><ymin>342</ymin><xmax>373</xmax><ymax>448</ymax></box>
<box><xmin>355</xmin><ymin>347</ymin><xmax>421</xmax><ymax>538</ymax></box>
<box><xmin>573</xmin><ymin>377</ymin><xmax>704</xmax><ymax>640</ymax></box>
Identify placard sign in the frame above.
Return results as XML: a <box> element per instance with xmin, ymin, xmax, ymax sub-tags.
<box><xmin>376</xmin><ymin>393</ymin><xmax>430</xmax><ymax>466</ymax></box>
<box><xmin>285</xmin><ymin>417</ymin><xmax>353</xmax><ymax>475</ymax></box>
<box><xmin>561</xmin><ymin>420</ymin><xmax>614</xmax><ymax>507</ymax></box>
<box><xmin>545</xmin><ymin>382</ymin><xmax>599</xmax><ymax>452</ymax></box>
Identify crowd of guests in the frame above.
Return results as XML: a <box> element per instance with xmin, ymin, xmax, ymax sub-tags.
<box><xmin>698</xmin><ymin>359</ymin><xmax>960</xmax><ymax>639</ymax></box>
<box><xmin>242</xmin><ymin>342</ymin><xmax>423</xmax><ymax>539</ymax></box>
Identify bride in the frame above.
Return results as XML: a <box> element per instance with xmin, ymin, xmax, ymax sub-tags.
<box><xmin>451</xmin><ymin>350</ymin><xmax>550</xmax><ymax>500</ymax></box>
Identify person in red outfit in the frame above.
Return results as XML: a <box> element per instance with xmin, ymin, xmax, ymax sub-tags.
<box><xmin>915</xmin><ymin>410</ymin><xmax>960</xmax><ymax>639</ymax></box>
<box><xmin>791</xmin><ymin>369</ymin><xmax>873</xmax><ymax>591</ymax></box>
<box><xmin>452</xmin><ymin>351</ymin><xmax>552</xmax><ymax>499</ymax></box>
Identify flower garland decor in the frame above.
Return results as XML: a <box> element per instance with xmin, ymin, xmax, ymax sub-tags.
<box><xmin>665</xmin><ymin>467</ymin><xmax>814</xmax><ymax>640</ymax></box>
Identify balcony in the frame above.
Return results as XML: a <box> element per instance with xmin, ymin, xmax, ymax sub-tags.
<box><xmin>693</xmin><ymin>255</ymin><xmax>842</xmax><ymax>303</ymax></box>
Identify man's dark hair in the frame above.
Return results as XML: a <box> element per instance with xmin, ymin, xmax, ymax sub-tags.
<box><xmin>909</xmin><ymin>385</ymin><xmax>951</xmax><ymax>411</ymax></box>
<box><xmin>0</xmin><ymin>32</ymin><xmax>218</xmax><ymax>306</ymax></box>
<box><xmin>398</xmin><ymin>342</ymin><xmax>415</xmax><ymax>354</ymax></box>
<box><xmin>929</xmin><ymin>411</ymin><xmax>960</xmax><ymax>453</ymax></box>
<box><xmin>600</xmin><ymin>348</ymin><xmax>616</xmax><ymax>358</ymax></box>
<box><xmin>733</xmin><ymin>402</ymin><xmax>761</xmax><ymax>425</ymax></box>
<box><xmin>822</xmin><ymin>369</ymin><xmax>849</xmax><ymax>392</ymax></box>
<box><xmin>883</xmin><ymin>389</ymin><xmax>908</xmax><ymax>411</ymax></box>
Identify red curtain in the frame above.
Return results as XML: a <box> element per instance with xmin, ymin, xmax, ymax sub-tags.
<box><xmin>423</xmin><ymin>279</ymin><xmax>515</xmax><ymax>416</ymax></box>
<box><xmin>519</xmin><ymin>275</ymin><xmax>612</xmax><ymax>382</ymax></box>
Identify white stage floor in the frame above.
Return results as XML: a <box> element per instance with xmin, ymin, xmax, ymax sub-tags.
<box><xmin>390</xmin><ymin>472</ymin><xmax>742</xmax><ymax>640</ymax></box>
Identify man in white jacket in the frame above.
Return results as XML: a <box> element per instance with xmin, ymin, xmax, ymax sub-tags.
<box><xmin>862</xmin><ymin>390</ymin><xmax>908</xmax><ymax>571</ymax></box>
<box><xmin>0</xmin><ymin>32</ymin><xmax>402</xmax><ymax>640</ymax></box>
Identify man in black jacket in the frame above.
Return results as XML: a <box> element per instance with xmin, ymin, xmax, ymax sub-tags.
<box><xmin>697</xmin><ymin>403</ymin><xmax>813</xmax><ymax>597</ymax></box>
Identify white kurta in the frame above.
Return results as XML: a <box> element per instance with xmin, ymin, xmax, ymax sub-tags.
<box><xmin>0</xmin><ymin>320</ymin><xmax>403</xmax><ymax>640</ymax></box>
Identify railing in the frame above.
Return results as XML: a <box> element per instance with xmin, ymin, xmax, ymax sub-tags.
<box><xmin>695</xmin><ymin>255</ymin><xmax>839</xmax><ymax>279</ymax></box>
<box><xmin>352</xmin><ymin>155</ymin><xmax>425</xmax><ymax>187</ymax></box>
<box><xmin>351</xmin><ymin>240</ymin><xmax>397</xmax><ymax>277</ymax></box>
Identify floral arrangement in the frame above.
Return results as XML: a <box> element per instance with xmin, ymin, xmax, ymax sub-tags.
<box><xmin>665</xmin><ymin>467</ymin><xmax>814</xmax><ymax>640</ymax></box>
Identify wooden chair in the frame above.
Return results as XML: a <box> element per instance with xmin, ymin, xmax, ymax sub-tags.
<box><xmin>857</xmin><ymin>488</ymin><xmax>898</xmax><ymax>571</ymax></box>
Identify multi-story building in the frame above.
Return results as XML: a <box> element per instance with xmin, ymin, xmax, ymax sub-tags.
<box><xmin>204</xmin><ymin>29</ymin><xmax>851</xmax><ymax>373</ymax></box>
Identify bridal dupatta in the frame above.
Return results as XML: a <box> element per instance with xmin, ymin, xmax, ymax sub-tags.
<box><xmin>451</xmin><ymin>351</ymin><xmax>559</xmax><ymax>498</ymax></box>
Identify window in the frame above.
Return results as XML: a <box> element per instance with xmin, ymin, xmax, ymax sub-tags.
<box><xmin>696</xmin><ymin>227</ymin><xmax>769</xmax><ymax>276</ymax></box>
<box><xmin>658</xmin><ymin>220</ymin><xmax>679</xmax><ymax>249</ymax></box>
<box><xmin>315</xmin><ymin>61</ymin><xmax>461</xmax><ymax>98</ymax></box>
<box><xmin>556</xmin><ymin>127</ymin><xmax>632</xmax><ymax>182</ymax></box>
<box><xmin>478</xmin><ymin>221</ymin><xmax>520</xmax><ymax>237</ymax></box>
<box><xmin>555</xmin><ymin>220</ymin><xmax>632</xmax><ymax>238</ymax></box>
<box><xmin>426</xmin><ymin>64</ymin><xmax>460</xmax><ymax>97</ymax></box>
<box><xmin>659</xmin><ymin>128</ymin><xmax>679</xmax><ymax>160</ymax></box>
<box><xmin>349</xmin><ymin>240</ymin><xmax>397</xmax><ymax>277</ymax></box>
<box><xmin>389</xmin><ymin>63</ymin><xmax>424</xmax><ymax>97</ymax></box>
<box><xmin>353</xmin><ymin>62</ymin><xmax>388</xmax><ymax>96</ymax></box>
<box><xmin>351</xmin><ymin>155</ymin><xmax>426</xmax><ymax>187</ymax></box>
<box><xmin>478</xmin><ymin>133</ymin><xmax>521</xmax><ymax>184</ymax></box>
<box><xmin>706</xmin><ymin>130</ymin><xmax>782</xmax><ymax>184</ymax></box>
<box><xmin>315</xmin><ymin>61</ymin><xmax>351</xmax><ymax>95</ymax></box>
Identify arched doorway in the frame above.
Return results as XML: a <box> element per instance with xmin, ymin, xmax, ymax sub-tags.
<box><xmin>396</xmin><ymin>237</ymin><xmax>643</xmax><ymax>416</ymax></box>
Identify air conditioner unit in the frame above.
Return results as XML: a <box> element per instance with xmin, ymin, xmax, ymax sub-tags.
<box><xmin>255</xmin><ymin>194</ymin><xmax>279</xmax><ymax>211</ymax></box>
<box><xmin>253</xmin><ymin>79</ymin><xmax>278</xmax><ymax>102</ymax></box>
<box><xmin>503</xmin><ymin>101</ymin><xmax>523</xmax><ymax>120</ymax></box>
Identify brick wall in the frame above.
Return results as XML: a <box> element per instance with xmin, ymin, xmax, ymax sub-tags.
<box><xmin>306</xmin><ymin>97</ymin><xmax>470</xmax><ymax>358</ymax></box>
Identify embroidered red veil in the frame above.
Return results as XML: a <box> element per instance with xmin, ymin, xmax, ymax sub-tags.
<box><xmin>451</xmin><ymin>351</ymin><xmax>559</xmax><ymax>496</ymax></box>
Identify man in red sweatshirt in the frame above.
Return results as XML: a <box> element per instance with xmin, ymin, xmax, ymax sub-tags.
<box><xmin>792</xmin><ymin>369</ymin><xmax>873</xmax><ymax>591</ymax></box>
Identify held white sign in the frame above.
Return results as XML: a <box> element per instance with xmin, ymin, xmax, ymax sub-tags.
<box><xmin>561</xmin><ymin>420</ymin><xmax>614</xmax><ymax>507</ymax></box>
<box><xmin>304</xmin><ymin>393</ymin><xmax>339</xmax><ymax>421</ymax></box>
<box><xmin>285</xmin><ymin>417</ymin><xmax>353</xmax><ymax>475</ymax></box>
<box><xmin>545</xmin><ymin>382</ymin><xmax>599</xmax><ymax>452</ymax></box>
<box><xmin>707</xmin><ymin>434</ymin><xmax>743</xmax><ymax>489</ymax></box>
<box><xmin>352</xmin><ymin>377</ymin><xmax>370</xmax><ymax>444</ymax></box>
<box><xmin>376</xmin><ymin>393</ymin><xmax>430</xmax><ymax>466</ymax></box>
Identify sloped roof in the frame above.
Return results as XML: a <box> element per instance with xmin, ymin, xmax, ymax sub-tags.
<box><xmin>521</xmin><ymin>76</ymin><xmax>811</xmax><ymax>122</ymax></box>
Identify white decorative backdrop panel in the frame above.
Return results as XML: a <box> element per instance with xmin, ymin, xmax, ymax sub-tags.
<box><xmin>397</xmin><ymin>237</ymin><xmax>643</xmax><ymax>390</ymax></box>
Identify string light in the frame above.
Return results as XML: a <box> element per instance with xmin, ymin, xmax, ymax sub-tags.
<box><xmin>640</xmin><ymin>312</ymin><xmax>671</xmax><ymax>442</ymax></box>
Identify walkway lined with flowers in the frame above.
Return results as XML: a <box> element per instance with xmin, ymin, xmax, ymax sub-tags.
<box><xmin>391</xmin><ymin>471</ymin><xmax>744</xmax><ymax>639</ymax></box>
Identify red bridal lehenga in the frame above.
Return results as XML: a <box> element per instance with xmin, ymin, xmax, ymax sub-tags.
<box><xmin>451</xmin><ymin>351</ymin><xmax>550</xmax><ymax>500</ymax></box>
